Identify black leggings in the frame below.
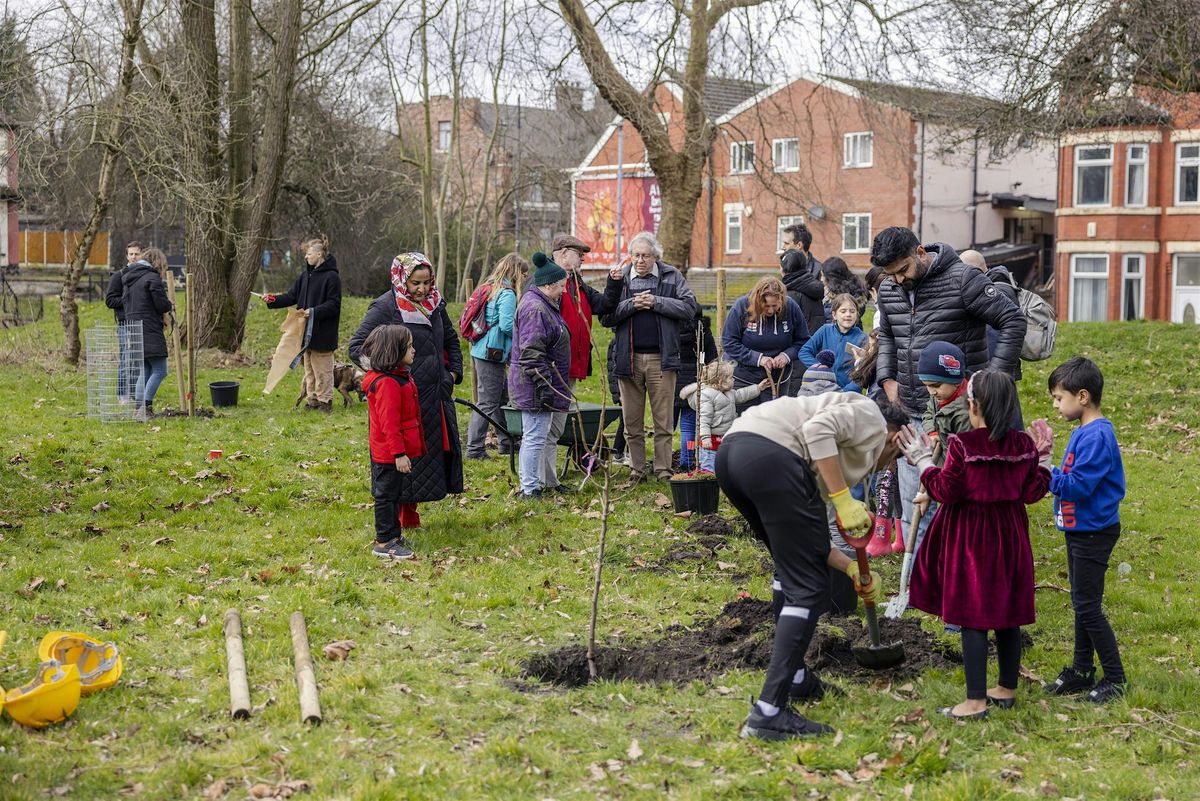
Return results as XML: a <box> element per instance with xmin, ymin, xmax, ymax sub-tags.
<box><xmin>717</xmin><ymin>433</ymin><xmax>830</xmax><ymax>706</ymax></box>
<box><xmin>1066</xmin><ymin>527</ymin><xmax>1124</xmax><ymax>682</ymax></box>
<box><xmin>961</xmin><ymin>628</ymin><xmax>1021</xmax><ymax>700</ymax></box>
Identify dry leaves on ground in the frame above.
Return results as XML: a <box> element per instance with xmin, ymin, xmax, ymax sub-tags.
<box><xmin>322</xmin><ymin>640</ymin><xmax>357</xmax><ymax>661</ymax></box>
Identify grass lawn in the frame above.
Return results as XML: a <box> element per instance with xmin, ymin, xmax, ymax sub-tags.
<box><xmin>1</xmin><ymin>297</ymin><xmax>1197</xmax><ymax>800</ymax></box>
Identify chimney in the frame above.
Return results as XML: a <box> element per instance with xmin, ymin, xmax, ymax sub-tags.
<box><xmin>555</xmin><ymin>82</ymin><xmax>584</xmax><ymax>113</ymax></box>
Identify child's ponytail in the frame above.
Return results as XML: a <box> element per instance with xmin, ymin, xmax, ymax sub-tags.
<box><xmin>967</xmin><ymin>370</ymin><xmax>1019</xmax><ymax>441</ymax></box>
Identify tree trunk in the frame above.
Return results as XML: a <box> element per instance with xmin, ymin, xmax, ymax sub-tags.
<box><xmin>58</xmin><ymin>0</ymin><xmax>144</xmax><ymax>365</ymax></box>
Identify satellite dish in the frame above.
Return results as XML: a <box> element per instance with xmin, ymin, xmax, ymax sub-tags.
<box><xmin>808</xmin><ymin>206</ymin><xmax>826</xmax><ymax>220</ymax></box>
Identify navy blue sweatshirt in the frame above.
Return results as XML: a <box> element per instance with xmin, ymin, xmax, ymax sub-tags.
<box><xmin>1050</xmin><ymin>418</ymin><xmax>1125</xmax><ymax>532</ymax></box>
<box><xmin>720</xmin><ymin>295</ymin><xmax>809</xmax><ymax>386</ymax></box>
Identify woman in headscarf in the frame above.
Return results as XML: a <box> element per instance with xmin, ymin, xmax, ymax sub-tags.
<box><xmin>349</xmin><ymin>253</ymin><xmax>464</xmax><ymax>524</ymax></box>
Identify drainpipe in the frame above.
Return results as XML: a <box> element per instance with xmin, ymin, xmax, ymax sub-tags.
<box><xmin>970</xmin><ymin>131</ymin><xmax>979</xmax><ymax>248</ymax></box>
<box><xmin>706</xmin><ymin>140</ymin><xmax>714</xmax><ymax>268</ymax></box>
<box><xmin>614</xmin><ymin>122</ymin><xmax>624</xmax><ymax>263</ymax></box>
<box><xmin>916</xmin><ymin>121</ymin><xmax>926</xmax><ymax>240</ymax></box>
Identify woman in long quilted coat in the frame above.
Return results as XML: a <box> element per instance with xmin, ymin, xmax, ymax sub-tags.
<box><xmin>349</xmin><ymin>253</ymin><xmax>464</xmax><ymax>524</ymax></box>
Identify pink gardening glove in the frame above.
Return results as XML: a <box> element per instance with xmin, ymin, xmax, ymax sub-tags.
<box><xmin>1029</xmin><ymin>418</ymin><xmax>1053</xmax><ymax>468</ymax></box>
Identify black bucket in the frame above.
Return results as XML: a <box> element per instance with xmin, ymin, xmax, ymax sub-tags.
<box><xmin>669</xmin><ymin>477</ymin><xmax>720</xmax><ymax>515</ymax></box>
<box><xmin>208</xmin><ymin>381</ymin><xmax>240</xmax><ymax>408</ymax></box>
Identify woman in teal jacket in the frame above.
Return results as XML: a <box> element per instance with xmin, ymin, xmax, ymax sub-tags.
<box><xmin>466</xmin><ymin>254</ymin><xmax>528</xmax><ymax>458</ymax></box>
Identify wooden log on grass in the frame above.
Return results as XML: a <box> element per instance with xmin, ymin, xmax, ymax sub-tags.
<box><xmin>289</xmin><ymin>611</ymin><xmax>322</xmax><ymax>724</ymax></box>
<box><xmin>223</xmin><ymin>609</ymin><xmax>251</xmax><ymax>719</ymax></box>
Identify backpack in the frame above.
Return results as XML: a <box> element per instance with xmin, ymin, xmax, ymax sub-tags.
<box><xmin>1003</xmin><ymin>274</ymin><xmax>1057</xmax><ymax>361</ymax></box>
<box><xmin>458</xmin><ymin>284</ymin><xmax>493</xmax><ymax>344</ymax></box>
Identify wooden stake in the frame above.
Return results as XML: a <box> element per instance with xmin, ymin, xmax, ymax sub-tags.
<box><xmin>223</xmin><ymin>609</ymin><xmax>251</xmax><ymax>720</ymax></box>
<box><xmin>289</xmin><ymin>611</ymin><xmax>322</xmax><ymax>724</ymax></box>
<box><xmin>166</xmin><ymin>272</ymin><xmax>186</xmax><ymax>410</ymax></box>
<box><xmin>186</xmin><ymin>274</ymin><xmax>196</xmax><ymax>416</ymax></box>
<box><xmin>715</xmin><ymin>268</ymin><xmax>727</xmax><ymax>355</ymax></box>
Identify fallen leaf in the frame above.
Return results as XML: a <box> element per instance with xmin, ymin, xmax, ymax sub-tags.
<box><xmin>1039</xmin><ymin>780</ymin><xmax>1060</xmax><ymax>797</ymax></box>
<box><xmin>151</xmin><ymin>536</ymin><xmax>174</xmax><ymax>546</ymax></box>
<box><xmin>256</xmin><ymin>570</ymin><xmax>274</xmax><ymax>583</ymax></box>
<box><xmin>20</xmin><ymin>576</ymin><xmax>46</xmax><ymax>597</ymax></box>
<box><xmin>627</xmin><ymin>739</ymin><xmax>643</xmax><ymax>761</ymax></box>
<box><xmin>587</xmin><ymin>763</ymin><xmax>606</xmax><ymax>781</ymax></box>
<box><xmin>673</xmin><ymin>510</ymin><xmax>693</xmax><ymax>518</ymax></box>
<box><xmin>203</xmin><ymin>779</ymin><xmax>230</xmax><ymax>800</ymax></box>
<box><xmin>323</xmin><ymin>640</ymin><xmax>357</xmax><ymax>661</ymax></box>
<box><xmin>1018</xmin><ymin>664</ymin><xmax>1044</xmax><ymax>684</ymax></box>
<box><xmin>583</xmin><ymin>511</ymin><xmax>602</xmax><ymax>519</ymax></box>
<box><xmin>654</xmin><ymin>493</ymin><xmax>672</xmax><ymax>509</ymax></box>
<box><xmin>92</xmin><ymin>501</ymin><xmax>111</xmax><ymax>512</ymax></box>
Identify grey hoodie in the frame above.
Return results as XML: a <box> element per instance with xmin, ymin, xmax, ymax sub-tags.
<box><xmin>679</xmin><ymin>382</ymin><xmax>763</xmax><ymax>439</ymax></box>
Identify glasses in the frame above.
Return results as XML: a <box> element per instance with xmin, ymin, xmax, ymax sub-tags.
<box><xmin>630</xmin><ymin>252</ymin><xmax>655</xmax><ymax>261</ymax></box>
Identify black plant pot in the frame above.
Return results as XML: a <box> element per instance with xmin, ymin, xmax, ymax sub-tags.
<box><xmin>669</xmin><ymin>476</ymin><xmax>720</xmax><ymax>515</ymax></box>
<box><xmin>208</xmin><ymin>381</ymin><xmax>240</xmax><ymax>408</ymax></box>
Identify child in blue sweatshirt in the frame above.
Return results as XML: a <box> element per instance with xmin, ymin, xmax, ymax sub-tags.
<box><xmin>1044</xmin><ymin>356</ymin><xmax>1127</xmax><ymax>703</ymax></box>
<box><xmin>798</xmin><ymin>293</ymin><xmax>867</xmax><ymax>390</ymax></box>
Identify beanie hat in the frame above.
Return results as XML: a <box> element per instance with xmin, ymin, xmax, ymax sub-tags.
<box><xmin>800</xmin><ymin>349</ymin><xmax>837</xmax><ymax>393</ymax></box>
<box><xmin>531</xmin><ymin>252</ymin><xmax>568</xmax><ymax>287</ymax></box>
<box><xmin>918</xmin><ymin>340</ymin><xmax>966</xmax><ymax>384</ymax></box>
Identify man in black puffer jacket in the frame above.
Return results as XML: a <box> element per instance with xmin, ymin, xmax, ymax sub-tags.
<box><xmin>870</xmin><ymin>227</ymin><xmax>1025</xmax><ymax>557</ymax></box>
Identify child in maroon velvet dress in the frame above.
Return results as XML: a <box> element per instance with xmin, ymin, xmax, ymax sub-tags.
<box><xmin>898</xmin><ymin>370</ymin><xmax>1051</xmax><ymax>720</ymax></box>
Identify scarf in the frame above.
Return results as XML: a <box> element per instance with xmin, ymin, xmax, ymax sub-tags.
<box><xmin>390</xmin><ymin>252</ymin><xmax>442</xmax><ymax>317</ymax></box>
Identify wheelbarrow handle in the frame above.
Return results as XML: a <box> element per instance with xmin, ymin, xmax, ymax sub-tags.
<box><xmin>452</xmin><ymin>396</ymin><xmax>514</xmax><ymax>439</ymax></box>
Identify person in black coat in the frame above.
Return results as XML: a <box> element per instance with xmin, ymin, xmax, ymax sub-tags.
<box><xmin>779</xmin><ymin>223</ymin><xmax>826</xmax><ymax>336</ymax></box>
<box><xmin>106</xmin><ymin>240</ymin><xmax>144</xmax><ymax>402</ymax></box>
<box><xmin>674</xmin><ymin>311</ymin><xmax>717</xmax><ymax>470</ymax></box>
<box><xmin>348</xmin><ymin>252</ymin><xmax>464</xmax><ymax>518</ymax></box>
<box><xmin>121</xmin><ymin>247</ymin><xmax>173</xmax><ymax>421</ymax></box>
<box><xmin>265</xmin><ymin>235</ymin><xmax>342</xmax><ymax>412</ymax></box>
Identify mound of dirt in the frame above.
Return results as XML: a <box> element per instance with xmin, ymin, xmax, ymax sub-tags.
<box><xmin>522</xmin><ymin>598</ymin><xmax>960</xmax><ymax>688</ymax></box>
<box><xmin>685</xmin><ymin>515</ymin><xmax>737</xmax><ymax>539</ymax></box>
<box><xmin>152</xmin><ymin>408</ymin><xmax>216</xmax><ymax>418</ymax></box>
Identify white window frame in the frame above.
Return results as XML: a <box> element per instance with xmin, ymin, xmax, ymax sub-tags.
<box><xmin>436</xmin><ymin>120</ymin><xmax>452</xmax><ymax>152</ymax></box>
<box><xmin>843</xmin><ymin>132</ymin><xmax>873</xmax><ymax>168</ymax></box>
<box><xmin>730</xmin><ymin>141</ymin><xmax>755</xmax><ymax>175</ymax></box>
<box><xmin>772</xmin><ymin>138</ymin><xmax>799</xmax><ymax>173</ymax></box>
<box><xmin>1122</xmin><ymin>254</ymin><xmax>1145</xmax><ymax>321</ymax></box>
<box><xmin>724</xmin><ymin>204</ymin><xmax>744</xmax><ymax>254</ymax></box>
<box><xmin>1073</xmin><ymin>144</ymin><xmax>1112</xmax><ymax>207</ymax></box>
<box><xmin>776</xmin><ymin>215</ymin><xmax>804</xmax><ymax>253</ymax></box>
<box><xmin>1125</xmin><ymin>144</ymin><xmax>1148</xmax><ymax>207</ymax></box>
<box><xmin>1069</xmin><ymin>254</ymin><xmax>1110</xmax><ymax>322</ymax></box>
<box><xmin>842</xmin><ymin>213</ymin><xmax>871</xmax><ymax>253</ymax></box>
<box><xmin>1175</xmin><ymin>142</ymin><xmax>1200</xmax><ymax>205</ymax></box>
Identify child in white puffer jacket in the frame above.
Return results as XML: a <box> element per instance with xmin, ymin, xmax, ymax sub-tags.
<box><xmin>679</xmin><ymin>362</ymin><xmax>771</xmax><ymax>472</ymax></box>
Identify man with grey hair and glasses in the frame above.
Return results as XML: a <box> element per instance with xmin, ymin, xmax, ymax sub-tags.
<box><xmin>601</xmin><ymin>231</ymin><xmax>700</xmax><ymax>485</ymax></box>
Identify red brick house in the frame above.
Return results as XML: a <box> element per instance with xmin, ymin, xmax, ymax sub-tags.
<box><xmin>572</xmin><ymin>76</ymin><xmax>1057</xmax><ymax>278</ymax></box>
<box><xmin>0</xmin><ymin>114</ymin><xmax>17</xmax><ymax>270</ymax></box>
<box><xmin>1054</xmin><ymin>93</ymin><xmax>1200</xmax><ymax>323</ymax></box>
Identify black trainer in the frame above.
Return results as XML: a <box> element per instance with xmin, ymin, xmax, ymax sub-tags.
<box><xmin>788</xmin><ymin>671</ymin><xmax>844</xmax><ymax>703</ymax></box>
<box><xmin>1044</xmin><ymin>666</ymin><xmax>1095</xmax><ymax>695</ymax></box>
<box><xmin>372</xmin><ymin>538</ymin><xmax>415</xmax><ymax>560</ymax></box>
<box><xmin>740</xmin><ymin>701</ymin><xmax>834</xmax><ymax>741</ymax></box>
<box><xmin>1085</xmin><ymin>677</ymin><xmax>1127</xmax><ymax>704</ymax></box>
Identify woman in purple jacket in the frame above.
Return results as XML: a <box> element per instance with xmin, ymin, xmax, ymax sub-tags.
<box><xmin>508</xmin><ymin>253</ymin><xmax>571</xmax><ymax>499</ymax></box>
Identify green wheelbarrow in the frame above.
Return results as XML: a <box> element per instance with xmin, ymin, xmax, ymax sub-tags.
<box><xmin>453</xmin><ymin>398</ymin><xmax>622</xmax><ymax>477</ymax></box>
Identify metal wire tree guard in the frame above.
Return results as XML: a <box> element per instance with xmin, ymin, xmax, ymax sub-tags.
<box><xmin>87</xmin><ymin>321</ymin><xmax>145</xmax><ymax>422</ymax></box>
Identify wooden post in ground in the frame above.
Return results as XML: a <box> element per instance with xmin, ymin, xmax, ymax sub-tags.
<box><xmin>186</xmin><ymin>274</ymin><xmax>196</xmax><ymax>416</ymax></box>
<box><xmin>715</xmin><ymin>268</ymin><xmax>727</xmax><ymax>355</ymax></box>
<box><xmin>166</xmin><ymin>272</ymin><xmax>186</xmax><ymax>410</ymax></box>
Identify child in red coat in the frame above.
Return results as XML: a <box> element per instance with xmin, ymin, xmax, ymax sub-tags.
<box><xmin>898</xmin><ymin>370</ymin><xmax>1051</xmax><ymax>720</ymax></box>
<box><xmin>363</xmin><ymin>324</ymin><xmax>426</xmax><ymax>560</ymax></box>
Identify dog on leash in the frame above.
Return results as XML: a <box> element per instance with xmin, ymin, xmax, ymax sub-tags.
<box><xmin>295</xmin><ymin>363</ymin><xmax>365</xmax><ymax>408</ymax></box>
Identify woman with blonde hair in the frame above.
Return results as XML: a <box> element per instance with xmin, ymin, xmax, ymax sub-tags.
<box><xmin>720</xmin><ymin>274</ymin><xmax>810</xmax><ymax>410</ymax></box>
<box><xmin>264</xmin><ymin>234</ymin><xmax>343</xmax><ymax>412</ymax></box>
<box><xmin>465</xmin><ymin>253</ymin><xmax>529</xmax><ymax>459</ymax></box>
<box><xmin>121</xmin><ymin>246</ymin><xmax>174</xmax><ymax>420</ymax></box>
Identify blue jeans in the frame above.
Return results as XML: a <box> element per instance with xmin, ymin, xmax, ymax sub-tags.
<box><xmin>135</xmin><ymin>357</ymin><xmax>169</xmax><ymax>405</ymax></box>
<box><xmin>677</xmin><ymin>408</ymin><xmax>697</xmax><ymax>469</ymax></box>
<box><xmin>519</xmin><ymin>410</ymin><xmax>553</xmax><ymax>495</ymax></box>
<box><xmin>897</xmin><ymin>415</ymin><xmax>937</xmax><ymax>557</ymax></box>
<box><xmin>117</xmin><ymin>324</ymin><xmax>132</xmax><ymax>400</ymax></box>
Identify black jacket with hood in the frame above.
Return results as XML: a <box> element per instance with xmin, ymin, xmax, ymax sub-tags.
<box><xmin>781</xmin><ymin>249</ymin><xmax>827</xmax><ymax>335</ymax></box>
<box><xmin>121</xmin><ymin>261</ymin><xmax>173</xmax><ymax>359</ymax></box>
<box><xmin>876</xmin><ymin>243</ymin><xmax>1026</xmax><ymax>415</ymax></box>
<box><xmin>983</xmin><ymin>264</ymin><xmax>1022</xmax><ymax>380</ymax></box>
<box><xmin>266</xmin><ymin>256</ymin><xmax>343</xmax><ymax>351</ymax></box>
<box><xmin>105</xmin><ymin>269</ymin><xmax>127</xmax><ymax>323</ymax></box>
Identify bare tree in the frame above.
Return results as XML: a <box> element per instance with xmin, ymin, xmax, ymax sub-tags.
<box><xmin>57</xmin><ymin>0</ymin><xmax>146</xmax><ymax>365</ymax></box>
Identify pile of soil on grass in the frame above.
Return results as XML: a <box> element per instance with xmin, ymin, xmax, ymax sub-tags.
<box><xmin>685</xmin><ymin>515</ymin><xmax>737</xmax><ymax>539</ymax></box>
<box><xmin>522</xmin><ymin>598</ymin><xmax>960</xmax><ymax>688</ymax></box>
<box><xmin>639</xmin><ymin>535</ymin><xmax>730</xmax><ymax>571</ymax></box>
<box><xmin>152</xmin><ymin>408</ymin><xmax>216</xmax><ymax>418</ymax></box>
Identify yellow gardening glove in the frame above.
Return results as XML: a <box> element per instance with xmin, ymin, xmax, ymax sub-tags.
<box><xmin>830</xmin><ymin>487</ymin><xmax>871</xmax><ymax>535</ymax></box>
<box><xmin>845</xmin><ymin>561</ymin><xmax>882</xmax><ymax>605</ymax></box>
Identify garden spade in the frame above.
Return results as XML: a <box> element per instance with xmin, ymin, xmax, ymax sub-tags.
<box><xmin>884</xmin><ymin>507</ymin><xmax>922</xmax><ymax>619</ymax></box>
<box><xmin>839</xmin><ymin>516</ymin><xmax>906</xmax><ymax>670</ymax></box>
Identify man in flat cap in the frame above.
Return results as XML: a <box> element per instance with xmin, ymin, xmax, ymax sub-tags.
<box><xmin>532</xmin><ymin>233</ymin><xmax>617</xmax><ymax>493</ymax></box>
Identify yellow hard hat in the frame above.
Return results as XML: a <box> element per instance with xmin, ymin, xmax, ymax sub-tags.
<box><xmin>4</xmin><ymin>661</ymin><xmax>82</xmax><ymax>728</ymax></box>
<box><xmin>37</xmin><ymin>632</ymin><xmax>122</xmax><ymax>695</ymax></box>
